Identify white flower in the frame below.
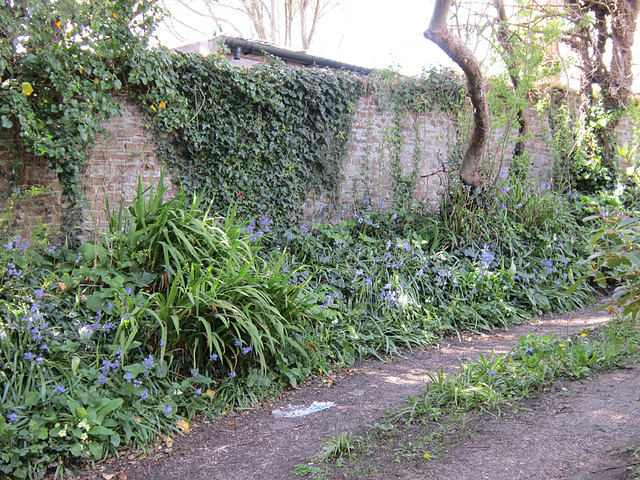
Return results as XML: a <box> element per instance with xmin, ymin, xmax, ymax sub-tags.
<box><xmin>331</xmin><ymin>319</ymin><xmax>338</xmax><ymax>324</ymax></box>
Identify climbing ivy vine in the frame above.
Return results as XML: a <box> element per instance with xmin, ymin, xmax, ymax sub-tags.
<box><xmin>0</xmin><ymin>0</ymin><xmax>161</xmax><ymax>240</ymax></box>
<box><xmin>131</xmin><ymin>52</ymin><xmax>363</xmax><ymax>220</ymax></box>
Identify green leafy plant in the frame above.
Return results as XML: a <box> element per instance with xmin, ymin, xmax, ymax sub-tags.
<box><xmin>570</xmin><ymin>213</ymin><xmax>640</xmax><ymax>319</ymax></box>
<box><xmin>317</xmin><ymin>431</ymin><xmax>361</xmax><ymax>462</ymax></box>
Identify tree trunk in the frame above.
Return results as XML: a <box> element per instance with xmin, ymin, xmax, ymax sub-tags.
<box><xmin>424</xmin><ymin>0</ymin><xmax>488</xmax><ymax>189</ymax></box>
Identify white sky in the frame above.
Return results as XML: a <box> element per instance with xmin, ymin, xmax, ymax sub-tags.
<box><xmin>157</xmin><ymin>0</ymin><xmax>455</xmax><ymax>74</ymax></box>
<box><xmin>156</xmin><ymin>0</ymin><xmax>640</xmax><ymax>87</ymax></box>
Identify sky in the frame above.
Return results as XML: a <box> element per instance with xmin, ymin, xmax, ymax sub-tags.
<box><xmin>156</xmin><ymin>0</ymin><xmax>640</xmax><ymax>87</ymax></box>
<box><xmin>156</xmin><ymin>0</ymin><xmax>454</xmax><ymax>75</ymax></box>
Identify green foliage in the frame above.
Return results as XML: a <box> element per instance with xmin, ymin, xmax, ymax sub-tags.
<box><xmin>570</xmin><ymin>103</ymin><xmax>620</xmax><ymax>193</ymax></box>
<box><xmin>317</xmin><ymin>431</ymin><xmax>361</xmax><ymax>462</ymax></box>
<box><xmin>570</xmin><ymin>213</ymin><xmax>640</xmax><ymax>319</ymax></box>
<box><xmin>129</xmin><ymin>52</ymin><xmax>362</xmax><ymax>221</ymax></box>
<box><xmin>0</xmin><ymin>175</ymin><xmax>329</xmax><ymax>479</ymax></box>
<box><xmin>102</xmin><ymin>173</ymin><xmax>326</xmax><ymax>385</ymax></box>
<box><xmin>367</xmin><ymin>68</ymin><xmax>465</xmax><ymax>115</ymax></box>
<box><xmin>0</xmin><ymin>0</ymin><xmax>162</xmax><ymax>237</ymax></box>
<box><xmin>266</xmin><ymin>173</ymin><xmax>592</xmax><ymax>356</ymax></box>
<box><xmin>0</xmin><ymin>171</ymin><xmax>600</xmax><ymax>478</ymax></box>
<box><xmin>392</xmin><ymin>323</ymin><xmax>639</xmax><ymax>424</ymax></box>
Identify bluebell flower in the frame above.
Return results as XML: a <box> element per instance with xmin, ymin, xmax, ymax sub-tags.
<box><xmin>142</xmin><ymin>355</ymin><xmax>154</xmax><ymax>371</ymax></box>
<box><xmin>139</xmin><ymin>390</ymin><xmax>148</xmax><ymax>401</ymax></box>
<box><xmin>6</xmin><ymin>413</ymin><xmax>18</xmax><ymax>423</ymax></box>
<box><xmin>234</xmin><ymin>339</ymin><xmax>242</xmax><ymax>347</ymax></box>
<box><xmin>124</xmin><ymin>373</ymin><xmax>134</xmax><ymax>383</ymax></box>
<box><xmin>487</xmin><ymin>369</ymin><xmax>497</xmax><ymax>375</ymax></box>
<box><xmin>209</xmin><ymin>353</ymin><xmax>218</xmax><ymax>361</ymax></box>
<box><xmin>163</xmin><ymin>405</ymin><xmax>173</xmax><ymax>415</ymax></box>
<box><xmin>53</xmin><ymin>385</ymin><xmax>65</xmax><ymax>395</ymax></box>
<box><xmin>98</xmin><ymin>374</ymin><xmax>107</xmax><ymax>385</ymax></box>
<box><xmin>242</xmin><ymin>346</ymin><xmax>252</xmax><ymax>355</ymax></box>
<box><xmin>24</xmin><ymin>352</ymin><xmax>36</xmax><ymax>361</ymax></box>
<box><xmin>230</xmin><ymin>371</ymin><xmax>237</xmax><ymax>378</ymax></box>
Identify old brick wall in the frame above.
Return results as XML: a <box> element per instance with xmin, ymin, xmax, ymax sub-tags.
<box><xmin>336</xmin><ymin>96</ymin><xmax>456</xmax><ymax>210</ymax></box>
<box><xmin>1</xmin><ymin>93</ymin><xmax>636</xmax><ymax>241</ymax></box>
<box><xmin>80</xmin><ymin>98</ymin><xmax>176</xmax><ymax>241</ymax></box>
<box><xmin>0</xmin><ymin>133</ymin><xmax>65</xmax><ymax>241</ymax></box>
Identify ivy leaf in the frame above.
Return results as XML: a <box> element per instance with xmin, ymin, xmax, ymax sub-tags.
<box><xmin>21</xmin><ymin>82</ymin><xmax>34</xmax><ymax>96</ymax></box>
<box><xmin>1</xmin><ymin>115</ymin><xmax>12</xmax><ymax>128</ymax></box>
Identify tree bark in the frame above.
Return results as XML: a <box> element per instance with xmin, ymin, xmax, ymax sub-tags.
<box><xmin>424</xmin><ymin>0</ymin><xmax>489</xmax><ymax>189</ymax></box>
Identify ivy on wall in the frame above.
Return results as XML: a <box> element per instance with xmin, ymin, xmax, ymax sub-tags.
<box><xmin>362</xmin><ymin>68</ymin><xmax>465</xmax><ymax>208</ymax></box>
<box><xmin>132</xmin><ymin>52</ymin><xmax>363</xmax><ymax>221</ymax></box>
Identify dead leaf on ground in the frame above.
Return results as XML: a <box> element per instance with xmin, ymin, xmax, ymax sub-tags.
<box><xmin>177</xmin><ymin>418</ymin><xmax>190</xmax><ymax>434</ymax></box>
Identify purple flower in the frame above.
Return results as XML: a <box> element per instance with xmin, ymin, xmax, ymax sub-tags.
<box><xmin>209</xmin><ymin>353</ymin><xmax>218</xmax><ymax>361</ymax></box>
<box><xmin>234</xmin><ymin>339</ymin><xmax>242</xmax><ymax>347</ymax></box>
<box><xmin>124</xmin><ymin>287</ymin><xmax>132</xmax><ymax>295</ymax></box>
<box><xmin>230</xmin><ymin>371</ymin><xmax>237</xmax><ymax>378</ymax></box>
<box><xmin>139</xmin><ymin>389</ymin><xmax>148</xmax><ymax>401</ymax></box>
<box><xmin>124</xmin><ymin>373</ymin><xmax>134</xmax><ymax>383</ymax></box>
<box><xmin>194</xmin><ymin>388</ymin><xmax>202</xmax><ymax>398</ymax></box>
<box><xmin>24</xmin><ymin>352</ymin><xmax>36</xmax><ymax>361</ymax></box>
<box><xmin>6</xmin><ymin>413</ymin><xmax>18</xmax><ymax>423</ymax></box>
<box><xmin>162</xmin><ymin>405</ymin><xmax>173</xmax><ymax>415</ymax></box>
<box><xmin>241</xmin><ymin>346</ymin><xmax>252</xmax><ymax>355</ymax></box>
<box><xmin>53</xmin><ymin>385</ymin><xmax>65</xmax><ymax>394</ymax></box>
<box><xmin>98</xmin><ymin>374</ymin><xmax>107</xmax><ymax>385</ymax></box>
<box><xmin>142</xmin><ymin>355</ymin><xmax>154</xmax><ymax>371</ymax></box>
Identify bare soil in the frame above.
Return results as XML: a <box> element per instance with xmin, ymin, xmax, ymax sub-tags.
<box><xmin>89</xmin><ymin>304</ymin><xmax>640</xmax><ymax>480</ymax></box>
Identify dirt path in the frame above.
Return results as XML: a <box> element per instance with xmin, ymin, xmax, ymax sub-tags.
<box><xmin>93</xmin><ymin>305</ymin><xmax>640</xmax><ymax>480</ymax></box>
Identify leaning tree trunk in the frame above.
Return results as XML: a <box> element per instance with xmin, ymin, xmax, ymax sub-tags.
<box><xmin>424</xmin><ymin>0</ymin><xmax>489</xmax><ymax>189</ymax></box>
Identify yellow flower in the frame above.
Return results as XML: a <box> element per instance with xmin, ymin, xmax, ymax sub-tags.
<box><xmin>55</xmin><ymin>21</ymin><xmax>62</xmax><ymax>28</ymax></box>
<box><xmin>424</xmin><ymin>453</ymin><xmax>431</xmax><ymax>459</ymax></box>
<box><xmin>113</xmin><ymin>13</ymin><xmax>118</xmax><ymax>19</ymax></box>
<box><xmin>580</xmin><ymin>333</ymin><xmax>587</xmax><ymax>337</ymax></box>
<box><xmin>151</xmin><ymin>105</ymin><xmax>157</xmax><ymax>112</ymax></box>
<box><xmin>21</xmin><ymin>82</ymin><xmax>34</xmax><ymax>96</ymax></box>
<box><xmin>158</xmin><ymin>101</ymin><xmax>167</xmax><ymax>109</ymax></box>
<box><xmin>558</xmin><ymin>344</ymin><xmax>565</xmax><ymax>348</ymax></box>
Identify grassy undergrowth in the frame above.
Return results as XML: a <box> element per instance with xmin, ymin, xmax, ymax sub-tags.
<box><xmin>298</xmin><ymin>317</ymin><xmax>640</xmax><ymax>479</ymax></box>
<box><xmin>0</xmin><ymin>172</ymin><xmax>614</xmax><ymax>479</ymax></box>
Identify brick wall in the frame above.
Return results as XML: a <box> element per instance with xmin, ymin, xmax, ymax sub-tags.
<box><xmin>1</xmin><ymin>92</ymin><xmax>636</xmax><ymax>241</ymax></box>
<box><xmin>80</xmin><ymin>99</ymin><xmax>176</xmax><ymax>241</ymax></box>
<box><xmin>0</xmin><ymin>134</ymin><xmax>64</xmax><ymax>240</ymax></box>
